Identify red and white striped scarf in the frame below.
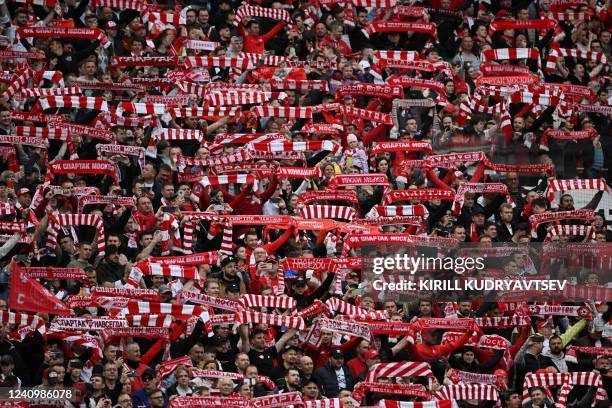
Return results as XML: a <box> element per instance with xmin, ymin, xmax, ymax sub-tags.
<box><xmin>117</xmin><ymin>102</ymin><xmax>176</xmax><ymax>115</ymax></box>
<box><xmin>300</xmin><ymin>205</ymin><xmax>356</xmax><ymax>221</ymax></box>
<box><xmin>51</xmin><ymin>122</ymin><xmax>114</xmax><ymax>142</ymax></box>
<box><xmin>375</xmin><ymin>50</ymin><xmax>419</xmax><ymax>61</ymax></box>
<box><xmin>488</xmin><ymin>18</ymin><xmax>556</xmax><ymax>35</ymax></box>
<box><xmin>328</xmin><ymin>173</ymin><xmax>388</xmax><ymax>189</ymax></box>
<box><xmin>385</xmin><ymin>77</ymin><xmax>446</xmax><ymax>95</ymax></box>
<box><xmin>480</xmin><ymin>63</ymin><xmax>531</xmax><ymax>76</ymax></box>
<box><xmin>145</xmin><ymin>12</ymin><xmax>185</xmax><ymax>27</ymax></box>
<box><xmin>300</xmin><ymin>123</ymin><xmax>342</xmax><ymax>135</ymax></box>
<box><xmin>433</xmin><ymin>384</ymin><xmax>498</xmax><ymax>402</ymax></box>
<box><xmin>177</xmin><ymin>291</ymin><xmax>241</xmax><ymax>312</ymax></box>
<box><xmin>546</xmin><ymin>224</ymin><xmax>595</xmax><ymax>241</ymax></box>
<box><xmin>304</xmin><ymin>399</ymin><xmax>342</xmax><ymax>408</ymax></box>
<box><xmin>183</xmin><ymin>39</ymin><xmax>219</xmax><ymax>51</ymax></box>
<box><xmin>325</xmin><ymin>298</ymin><xmax>387</xmax><ymax>320</ymax></box>
<box><xmin>269</xmin><ymin>78</ymin><xmax>328</xmax><ymax>92</ymax></box>
<box><xmin>523</xmin><ymin>304</ymin><xmax>592</xmax><ymax>319</ymax></box>
<box><xmin>184</xmin><ymin>56</ymin><xmax>252</xmax><ymax>69</ymax></box>
<box><xmin>379</xmin><ymin>401</ymin><xmax>455</xmax><ymax>408</ymax></box>
<box><xmin>481</xmin><ymin>48</ymin><xmax>540</xmax><ymax>69</ymax></box>
<box><xmin>371</xmin><ymin>141</ymin><xmax>433</xmax><ymax>155</ymax></box>
<box><xmin>168</xmin><ymin>106</ymin><xmax>241</xmax><ymax>118</ymax></box>
<box><xmin>522</xmin><ymin>372</ymin><xmax>605</xmax><ymax>406</ymax></box>
<box><xmin>251</xmin><ymin>106</ymin><xmax>313</xmax><ymax>119</ymax></box>
<box><xmin>99</xmin><ymin>112</ymin><xmax>158</xmax><ymax>127</ymax></box>
<box><xmin>366</xmin><ymin>204</ymin><xmax>429</xmax><ymax>219</ymax></box>
<box><xmin>14</xmin><ymin>125</ymin><xmax>68</xmax><ymax>140</ymax></box>
<box><xmin>453</xmin><ymin>183</ymin><xmax>512</xmax><ymax>215</ymax></box>
<box><xmin>122</xmin><ymin>301</ymin><xmax>211</xmax><ymax>329</ymax></box>
<box><xmin>249</xmin><ymin>140</ymin><xmax>340</xmax><ymax>154</ymax></box>
<box><xmin>238</xmin><ymin>295</ymin><xmax>296</xmax><ymax>310</ymax></box>
<box><xmin>46</xmin><ymin>160</ymin><xmax>117</xmax><ymax>183</ymax></box>
<box><xmin>21</xmin><ymin>87</ymin><xmax>81</xmax><ymax>97</ymax></box>
<box><xmin>17</xmin><ymin>26</ymin><xmax>110</xmax><ymax>48</ymax></box>
<box><xmin>153</xmin><ymin>128</ymin><xmax>204</xmax><ymax>142</ymax></box>
<box><xmin>366</xmin><ymin>361</ymin><xmax>433</xmax><ymax>382</ymax></box>
<box><xmin>339</xmin><ymin>105</ymin><xmax>393</xmax><ymax>125</ymax></box>
<box><xmin>124</xmin><ymin>314</ymin><xmax>174</xmax><ymax>328</ymax></box>
<box><xmin>297</xmin><ymin>190</ymin><xmax>358</xmax><ymax>205</ymax></box>
<box><xmin>132</xmin><ymin>263</ymin><xmax>199</xmax><ymax>280</ymax></box>
<box><xmin>529</xmin><ymin>209</ymin><xmax>595</xmax><ymax>236</ymax></box>
<box><xmin>46</xmin><ymin>213</ymin><xmax>105</xmax><ymax>255</ymax></box>
<box><xmin>91</xmin><ymin>0</ymin><xmax>145</xmax><ymax>11</ymax></box>
<box><xmin>235</xmin><ymin>4</ymin><xmax>292</xmax><ymax>25</ymax></box>
<box><xmin>236</xmin><ymin>311</ymin><xmax>305</xmax><ymax>331</ymax></box>
<box><xmin>0</xmin><ymin>135</ymin><xmax>46</xmax><ymax>149</ymax></box>
<box><xmin>550</xmin><ymin>10</ymin><xmax>593</xmax><ymax>21</ymax></box>
<box><xmin>198</xmin><ymin>174</ymin><xmax>255</xmax><ymax>188</ymax></box>
<box><xmin>204</xmin><ymin>90</ymin><xmax>272</xmax><ymax>106</ymax></box>
<box><xmin>0</xmin><ymin>310</ymin><xmax>45</xmax><ymax>339</ymax></box>
<box><xmin>39</xmin><ymin>96</ymin><xmax>109</xmax><ymax>111</ymax></box>
<box><xmin>547</xmin><ymin>178</ymin><xmax>609</xmax><ymax>194</ymax></box>
<box><xmin>209</xmin><ymin>132</ymin><xmax>287</xmax><ymax>153</ymax></box>
<box><xmin>546</xmin><ymin>48</ymin><xmax>607</xmax><ymax>73</ymax></box>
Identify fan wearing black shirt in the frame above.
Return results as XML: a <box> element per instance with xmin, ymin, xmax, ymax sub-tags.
<box><xmin>238</xmin><ymin>326</ymin><xmax>297</xmax><ymax>379</ymax></box>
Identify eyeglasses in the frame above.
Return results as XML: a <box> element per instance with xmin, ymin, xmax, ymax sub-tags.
<box><xmin>150</xmin><ymin>395</ymin><xmax>163</xmax><ymax>400</ymax></box>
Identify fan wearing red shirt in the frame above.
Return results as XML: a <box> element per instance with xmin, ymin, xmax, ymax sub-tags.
<box><xmin>319</xmin><ymin>21</ymin><xmax>352</xmax><ymax>56</ymax></box>
<box><xmin>237</xmin><ymin>17</ymin><xmax>286</xmax><ymax>54</ymax></box>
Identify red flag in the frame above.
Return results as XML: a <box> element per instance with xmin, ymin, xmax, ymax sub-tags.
<box><xmin>9</xmin><ymin>261</ymin><xmax>73</xmax><ymax>315</ymax></box>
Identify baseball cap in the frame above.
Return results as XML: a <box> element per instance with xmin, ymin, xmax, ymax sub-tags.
<box><xmin>292</xmin><ymin>277</ymin><xmax>307</xmax><ymax>287</ymax></box>
<box><xmin>141</xmin><ymin>368</ymin><xmax>156</xmax><ymax>380</ymax></box>
<box><xmin>220</xmin><ymin>256</ymin><xmax>236</xmax><ymax>268</ymax></box>
<box><xmin>158</xmin><ymin>285</ymin><xmax>171</xmax><ymax>294</ymax></box>
<box><xmin>132</xmin><ymin>23</ymin><xmax>145</xmax><ymax>32</ymax></box>
<box><xmin>529</xmin><ymin>335</ymin><xmax>545</xmax><ymax>343</ymax></box>
<box><xmin>16</xmin><ymin>188</ymin><xmax>31</xmax><ymax>197</ymax></box>
<box><xmin>104</xmin><ymin>21</ymin><xmax>118</xmax><ymax>30</ymax></box>
<box><xmin>226</xmin><ymin>283</ymin><xmax>241</xmax><ymax>293</ymax></box>
<box><xmin>281</xmin><ymin>345</ymin><xmax>301</xmax><ymax>355</ymax></box>
<box><xmin>364</xmin><ymin>349</ymin><xmax>379</xmax><ymax>360</ymax></box>
<box><xmin>329</xmin><ymin>349</ymin><xmax>344</xmax><ymax>359</ymax></box>
<box><xmin>471</xmin><ymin>207</ymin><xmax>486</xmax><ymax>216</ymax></box>
<box><xmin>358</xmin><ymin>60</ymin><xmax>371</xmax><ymax>70</ymax></box>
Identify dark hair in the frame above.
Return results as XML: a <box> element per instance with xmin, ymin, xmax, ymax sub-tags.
<box><xmin>532</xmin><ymin>198</ymin><xmax>548</xmax><ymax>210</ymax></box>
<box><xmin>250</xmin><ymin>328</ymin><xmax>266</xmax><ymax>339</ymax></box>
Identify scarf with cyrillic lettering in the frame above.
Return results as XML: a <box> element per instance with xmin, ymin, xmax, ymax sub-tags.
<box><xmin>337</xmin><ymin>83</ymin><xmax>403</xmax><ymax>99</ymax></box>
<box><xmin>21</xmin><ymin>87</ymin><xmax>81</xmax><ymax>97</ymax></box>
<box><xmin>480</xmin><ymin>63</ymin><xmax>530</xmax><ymax>76</ymax></box>
<box><xmin>146</xmin><ymin>252</ymin><xmax>218</xmax><ymax>267</ymax></box>
<box><xmin>51</xmin><ymin>122</ymin><xmax>114</xmax><ymax>142</ymax></box>
<box><xmin>189</xmin><ymin>369</ymin><xmax>276</xmax><ymax>390</ymax></box>
<box><xmin>236</xmin><ymin>311</ymin><xmax>305</xmax><ymax>331</ymax></box>
<box><xmin>363</xmin><ymin>21</ymin><xmax>436</xmax><ymax>37</ymax></box>
<box><xmin>269</xmin><ymin>78</ymin><xmax>329</xmax><ymax>92</ymax></box>
<box><xmin>46</xmin><ymin>213</ymin><xmax>106</xmax><ymax>255</ymax></box>
<box><xmin>96</xmin><ymin>144</ymin><xmax>145</xmax><ymax>171</ymax></box>
<box><xmin>92</xmin><ymin>286</ymin><xmax>161</xmax><ymax>301</ymax></box>
<box><xmin>110</xmin><ymin>56</ymin><xmax>178</xmax><ymax>67</ymax></box>
<box><xmin>317</xmin><ymin>317</ymin><xmax>371</xmax><ymax>339</ymax></box>
<box><xmin>414</xmin><ymin>317</ymin><xmax>474</xmax><ymax>331</ymax></box>
<box><xmin>102</xmin><ymin>326</ymin><xmax>169</xmax><ymax>340</ymax></box>
<box><xmin>562</xmin><ymin>285</ymin><xmax>612</xmax><ymax>301</ymax></box>
<box><xmin>251</xmin><ymin>392</ymin><xmax>303</xmax><ymax>408</ymax></box>
<box><xmin>546</xmin><ymin>48</ymin><xmax>607</xmax><ymax>73</ymax></box>
<box><xmin>453</xmin><ymin>183</ymin><xmax>512</xmax><ymax>215</ymax></box>
<box><xmin>10</xmin><ymin>110</ymin><xmax>64</xmax><ymax>124</ymax></box>
<box><xmin>19</xmin><ymin>266</ymin><xmax>87</xmax><ymax>280</ymax></box>
<box><xmin>474</xmin><ymin>315</ymin><xmax>531</xmax><ymax>328</ymax></box>
<box><xmin>371</xmin><ymin>141</ymin><xmax>433</xmax><ymax>155</ymax></box>
<box><xmin>0</xmin><ymin>135</ymin><xmax>46</xmax><ymax>149</ymax></box>
<box><xmin>544</xmin><ymin>128</ymin><xmax>597</xmax><ymax>141</ymax></box>
<box><xmin>383</xmin><ymin>189</ymin><xmax>455</xmax><ymax>204</ymax></box>
<box><xmin>204</xmin><ymin>90</ymin><xmax>273</xmax><ymax>106</ymax></box>
<box><xmin>338</xmin><ymin>105</ymin><xmax>393</xmax><ymax>125</ymax></box>
<box><xmin>448</xmin><ymin>369</ymin><xmax>499</xmax><ymax>386</ymax></box>
<box><xmin>328</xmin><ymin>173</ymin><xmax>388</xmax><ymax>188</ymax></box>
<box><xmin>0</xmin><ymin>310</ymin><xmax>45</xmax><ymax>338</ymax></box>
<box><xmin>529</xmin><ymin>209</ymin><xmax>595</xmax><ymax>235</ymax></box>
<box><xmin>46</xmin><ymin>160</ymin><xmax>117</xmax><ymax>183</ymax></box>
<box><xmin>385</xmin><ymin>77</ymin><xmax>446</xmax><ymax>95</ymax></box>
<box><xmin>297</xmin><ymin>190</ymin><xmax>358</xmax><ymax>205</ymax></box>
<box><xmin>177</xmin><ymin>290</ymin><xmax>241</xmax><ymax>312</ymax></box>
<box><xmin>300</xmin><ymin>123</ymin><xmax>342</xmax><ymax>135</ymax></box>
<box><xmin>131</xmin><ymin>263</ymin><xmax>199</xmax><ymax>283</ymax></box>
<box><xmin>51</xmin><ymin>317</ymin><xmax>128</xmax><ymax>331</ymax></box>
<box><xmin>488</xmin><ymin>18</ymin><xmax>556</xmax><ymax>36</ymax></box>
<box><xmin>483</xmin><ymin>159</ymin><xmax>555</xmax><ymax>176</ymax></box>
<box><xmin>77</xmin><ymin>195</ymin><xmax>135</xmax><ymax>213</ymax></box>
<box><xmin>523</xmin><ymin>304</ymin><xmax>593</xmax><ymax>319</ymax></box>
<box><xmin>567</xmin><ymin>346</ymin><xmax>612</xmax><ymax>356</ymax></box>
<box><xmin>352</xmin><ymin>382</ymin><xmax>429</xmax><ymax>405</ymax></box>
<box><xmin>91</xmin><ymin>0</ymin><xmax>145</xmax><ymax>11</ymax></box>
<box><xmin>209</xmin><ymin>132</ymin><xmax>287</xmax><ymax>152</ymax></box>
<box><xmin>366</xmin><ymin>361</ymin><xmax>434</xmax><ymax>383</ymax></box>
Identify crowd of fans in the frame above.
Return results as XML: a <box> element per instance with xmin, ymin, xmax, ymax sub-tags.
<box><xmin>0</xmin><ymin>0</ymin><xmax>610</xmax><ymax>407</ymax></box>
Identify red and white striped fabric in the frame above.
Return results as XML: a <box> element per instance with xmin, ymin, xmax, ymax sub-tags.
<box><xmin>116</xmin><ymin>102</ymin><xmax>174</xmax><ymax>115</ymax></box>
<box><xmin>550</xmin><ymin>11</ymin><xmax>593</xmax><ymax>21</ymax></box>
<box><xmin>352</xmin><ymin>0</ymin><xmax>397</xmax><ymax>6</ymax></box>
<box><xmin>121</xmin><ymin>301</ymin><xmax>211</xmax><ymax>333</ymax></box>
<box><xmin>135</xmin><ymin>263</ymin><xmax>199</xmax><ymax>280</ymax></box>
<box><xmin>300</xmin><ymin>205</ymin><xmax>356</xmax><ymax>221</ymax></box>
<box><xmin>304</xmin><ymin>399</ymin><xmax>342</xmax><ymax>408</ymax></box>
<box><xmin>366</xmin><ymin>204</ymin><xmax>429</xmax><ymax>219</ymax></box>
<box><xmin>178</xmin><ymin>150</ymin><xmax>252</xmax><ymax>170</ymax></box>
<box><xmin>184</xmin><ymin>57</ymin><xmax>253</xmax><ymax>70</ymax></box>
<box><xmin>235</xmin><ymin>4</ymin><xmax>292</xmax><ymax>25</ymax></box>
<box><xmin>39</xmin><ymin>96</ymin><xmax>109</xmax><ymax>112</ymax></box>
<box><xmin>481</xmin><ymin>48</ymin><xmax>541</xmax><ymax>69</ymax></box>
<box><xmin>209</xmin><ymin>133</ymin><xmax>287</xmax><ymax>154</ymax></box>
<box><xmin>0</xmin><ymin>310</ymin><xmax>46</xmax><ymax>337</ymax></box>
<box><xmin>14</xmin><ymin>126</ymin><xmax>68</xmax><ymax>140</ymax></box>
<box><xmin>124</xmin><ymin>314</ymin><xmax>174</xmax><ymax>328</ymax></box>
<box><xmin>545</xmin><ymin>48</ymin><xmax>607</xmax><ymax>73</ymax></box>
<box><xmin>168</xmin><ymin>107</ymin><xmax>241</xmax><ymax>118</ymax></box>
<box><xmin>522</xmin><ymin>372</ymin><xmax>606</xmax><ymax>405</ymax></box>
<box><xmin>366</xmin><ymin>361</ymin><xmax>434</xmax><ymax>382</ymax></box>
<box><xmin>269</xmin><ymin>79</ymin><xmax>329</xmax><ymax>92</ymax></box>
<box><xmin>453</xmin><ymin>183</ymin><xmax>512</xmax><ymax>215</ymax></box>
<box><xmin>0</xmin><ymin>202</ymin><xmax>15</xmax><ymax>217</ymax></box>
<box><xmin>46</xmin><ymin>213</ymin><xmax>105</xmax><ymax>255</ymax></box>
<box><xmin>238</xmin><ymin>295</ymin><xmax>296</xmax><ymax>310</ymax></box>
<box><xmin>378</xmin><ymin>401</ymin><xmax>454</xmax><ymax>408</ymax></box>
<box><xmin>546</xmin><ymin>225</ymin><xmax>595</xmax><ymax>241</ymax></box>
<box><xmin>146</xmin><ymin>11</ymin><xmax>185</xmax><ymax>26</ymax></box>
<box><xmin>204</xmin><ymin>90</ymin><xmax>271</xmax><ymax>106</ymax></box>
<box><xmin>198</xmin><ymin>174</ymin><xmax>256</xmax><ymax>188</ymax></box>
<box><xmin>91</xmin><ymin>0</ymin><xmax>145</xmax><ymax>11</ymax></box>
<box><xmin>251</xmin><ymin>106</ymin><xmax>313</xmax><ymax>119</ymax></box>
<box><xmin>325</xmin><ymin>298</ymin><xmax>387</xmax><ymax>320</ymax></box>
<box><xmin>547</xmin><ymin>178</ymin><xmax>609</xmax><ymax>193</ymax></box>
<box><xmin>21</xmin><ymin>87</ymin><xmax>81</xmax><ymax>97</ymax></box>
<box><xmin>509</xmin><ymin>91</ymin><xmax>562</xmax><ymax>106</ymax></box>
<box><xmin>153</xmin><ymin>128</ymin><xmax>204</xmax><ymax>142</ymax></box>
<box><xmin>249</xmin><ymin>140</ymin><xmax>340</xmax><ymax>154</ymax></box>
<box><xmin>375</xmin><ymin>50</ymin><xmax>419</xmax><ymax>61</ymax></box>
<box><xmin>176</xmin><ymin>80</ymin><xmax>206</xmax><ymax>97</ymax></box>
<box><xmin>159</xmin><ymin>212</ymin><xmax>181</xmax><ymax>256</ymax></box>
<box><xmin>236</xmin><ymin>311</ymin><xmax>306</xmax><ymax>331</ymax></box>
<box><xmin>100</xmin><ymin>113</ymin><xmax>158</xmax><ymax>127</ymax></box>
<box><xmin>432</xmin><ymin>384</ymin><xmax>498</xmax><ymax>401</ymax></box>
